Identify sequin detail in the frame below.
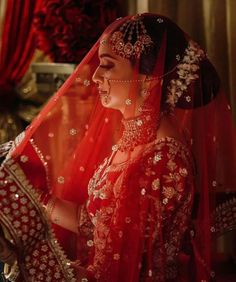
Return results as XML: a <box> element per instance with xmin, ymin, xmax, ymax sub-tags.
<box><xmin>0</xmin><ymin>156</ymin><xmax>76</xmax><ymax>281</ymax></box>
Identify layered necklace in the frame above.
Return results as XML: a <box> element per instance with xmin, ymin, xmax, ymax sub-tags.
<box><xmin>114</xmin><ymin>112</ymin><xmax>160</xmax><ymax>152</ymax></box>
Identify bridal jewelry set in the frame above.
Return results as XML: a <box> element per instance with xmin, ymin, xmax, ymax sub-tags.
<box><xmin>101</xmin><ymin>16</ymin><xmax>160</xmax><ymax>150</ymax></box>
<box><xmin>116</xmin><ymin>112</ymin><xmax>160</xmax><ymax>152</ymax></box>
<box><xmin>109</xmin><ymin>14</ymin><xmax>153</xmax><ymax>59</ymax></box>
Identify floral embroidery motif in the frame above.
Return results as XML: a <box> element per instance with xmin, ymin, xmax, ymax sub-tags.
<box><xmin>163</xmin><ymin>186</ymin><xmax>176</xmax><ymax>199</ymax></box>
<box><xmin>87</xmin><ymin>240</ymin><xmax>94</xmax><ymax>247</ymax></box>
<box><xmin>113</xmin><ymin>253</ymin><xmax>120</xmax><ymax>260</ymax></box>
<box><xmin>141</xmin><ymin>188</ymin><xmax>146</xmax><ymax>195</ymax></box>
<box><xmin>20</xmin><ymin>155</ymin><xmax>29</xmax><ymax>163</ymax></box>
<box><xmin>87</xmin><ymin>137</ymin><xmax>193</xmax><ymax>280</ymax></box>
<box><xmin>179</xmin><ymin>167</ymin><xmax>188</xmax><ymax>177</ymax></box>
<box><xmin>69</xmin><ymin>128</ymin><xmax>77</xmax><ymax>135</ymax></box>
<box><xmin>213</xmin><ymin>197</ymin><xmax>236</xmax><ymax>236</ymax></box>
<box><xmin>167</xmin><ymin>158</ymin><xmax>178</xmax><ymax>171</ymax></box>
<box><xmin>153</xmin><ymin>152</ymin><xmax>162</xmax><ymax>164</ymax></box>
<box><xmin>157</xmin><ymin>18</ymin><xmax>164</xmax><ymax>23</ymax></box>
<box><xmin>166</xmin><ymin>40</ymin><xmax>205</xmax><ymax>107</ymax></box>
<box><xmin>152</xmin><ymin>178</ymin><xmax>160</xmax><ymax>190</ymax></box>
<box><xmin>83</xmin><ymin>79</ymin><xmax>90</xmax><ymax>86</ymax></box>
<box><xmin>57</xmin><ymin>176</ymin><xmax>65</xmax><ymax>184</ymax></box>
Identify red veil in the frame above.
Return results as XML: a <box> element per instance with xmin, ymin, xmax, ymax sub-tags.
<box><xmin>0</xmin><ymin>13</ymin><xmax>236</xmax><ymax>281</ymax></box>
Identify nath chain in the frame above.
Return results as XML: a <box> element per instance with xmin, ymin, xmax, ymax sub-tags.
<box><xmin>106</xmin><ymin>65</ymin><xmax>177</xmax><ymax>84</ymax></box>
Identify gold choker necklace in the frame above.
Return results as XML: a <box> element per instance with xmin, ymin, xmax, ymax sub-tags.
<box><xmin>116</xmin><ymin>113</ymin><xmax>159</xmax><ymax>152</ymax></box>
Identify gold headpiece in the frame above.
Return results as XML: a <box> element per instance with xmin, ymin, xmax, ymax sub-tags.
<box><xmin>109</xmin><ymin>14</ymin><xmax>153</xmax><ymax>59</ymax></box>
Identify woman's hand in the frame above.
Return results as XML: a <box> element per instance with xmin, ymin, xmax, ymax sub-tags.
<box><xmin>39</xmin><ymin>191</ymin><xmax>80</xmax><ymax>234</ymax></box>
<box><xmin>0</xmin><ymin>235</ymin><xmax>17</xmax><ymax>266</ymax></box>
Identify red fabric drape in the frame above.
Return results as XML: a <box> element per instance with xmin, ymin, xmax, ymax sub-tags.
<box><xmin>0</xmin><ymin>0</ymin><xmax>41</xmax><ymax>107</ymax></box>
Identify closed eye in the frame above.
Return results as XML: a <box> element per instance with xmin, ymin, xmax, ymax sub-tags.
<box><xmin>99</xmin><ymin>64</ymin><xmax>113</xmax><ymax>69</ymax></box>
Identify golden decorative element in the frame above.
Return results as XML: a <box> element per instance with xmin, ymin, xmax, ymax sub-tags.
<box><xmin>166</xmin><ymin>40</ymin><xmax>205</xmax><ymax>107</ymax></box>
<box><xmin>213</xmin><ymin>197</ymin><xmax>236</xmax><ymax>237</ymax></box>
<box><xmin>117</xmin><ymin>113</ymin><xmax>160</xmax><ymax>152</ymax></box>
<box><xmin>0</xmin><ymin>155</ymin><xmax>76</xmax><ymax>281</ymax></box>
<box><xmin>109</xmin><ymin>14</ymin><xmax>153</xmax><ymax>59</ymax></box>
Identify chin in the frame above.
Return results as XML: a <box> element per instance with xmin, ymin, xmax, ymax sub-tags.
<box><xmin>100</xmin><ymin>97</ymin><xmax>124</xmax><ymax>113</ymax></box>
<box><xmin>101</xmin><ymin>102</ymin><xmax>110</xmax><ymax>108</ymax></box>
<box><xmin>100</xmin><ymin>98</ymin><xmax>110</xmax><ymax>108</ymax></box>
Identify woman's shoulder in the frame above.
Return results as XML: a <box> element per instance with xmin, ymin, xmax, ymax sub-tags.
<box><xmin>146</xmin><ymin>115</ymin><xmax>191</xmax><ymax>158</ymax></box>
<box><xmin>136</xmin><ymin>137</ymin><xmax>193</xmax><ymax>185</ymax></box>
<box><xmin>109</xmin><ymin>137</ymin><xmax>192</xmax><ymax>173</ymax></box>
<box><xmin>143</xmin><ymin>136</ymin><xmax>191</xmax><ymax>160</ymax></box>
<box><xmin>136</xmin><ymin>136</ymin><xmax>194</xmax><ymax>176</ymax></box>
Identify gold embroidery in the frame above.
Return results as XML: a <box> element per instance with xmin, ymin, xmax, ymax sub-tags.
<box><xmin>152</xmin><ymin>178</ymin><xmax>160</xmax><ymax>190</ymax></box>
<box><xmin>179</xmin><ymin>167</ymin><xmax>188</xmax><ymax>177</ymax></box>
<box><xmin>113</xmin><ymin>253</ymin><xmax>120</xmax><ymax>260</ymax></box>
<box><xmin>87</xmin><ymin>136</ymin><xmax>193</xmax><ymax>280</ymax></box>
<box><xmin>0</xmin><ymin>155</ymin><xmax>76</xmax><ymax>281</ymax></box>
<box><xmin>166</xmin><ymin>158</ymin><xmax>177</xmax><ymax>171</ymax></box>
<box><xmin>153</xmin><ymin>152</ymin><xmax>162</xmax><ymax>164</ymax></box>
<box><xmin>163</xmin><ymin>186</ymin><xmax>176</xmax><ymax>199</ymax></box>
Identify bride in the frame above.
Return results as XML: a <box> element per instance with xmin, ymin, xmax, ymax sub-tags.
<box><xmin>1</xmin><ymin>13</ymin><xmax>236</xmax><ymax>282</ymax></box>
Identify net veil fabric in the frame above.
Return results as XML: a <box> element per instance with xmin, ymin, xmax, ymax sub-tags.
<box><xmin>0</xmin><ymin>13</ymin><xmax>236</xmax><ymax>281</ymax></box>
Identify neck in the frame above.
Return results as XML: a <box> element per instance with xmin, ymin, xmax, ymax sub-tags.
<box><xmin>117</xmin><ymin>112</ymin><xmax>160</xmax><ymax>152</ymax></box>
<box><xmin>121</xmin><ymin>96</ymin><xmax>144</xmax><ymax>119</ymax></box>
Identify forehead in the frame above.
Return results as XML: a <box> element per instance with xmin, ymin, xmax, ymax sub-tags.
<box><xmin>98</xmin><ymin>38</ymin><xmax>115</xmax><ymax>57</ymax></box>
<box><xmin>98</xmin><ymin>37</ymin><xmax>124</xmax><ymax>61</ymax></box>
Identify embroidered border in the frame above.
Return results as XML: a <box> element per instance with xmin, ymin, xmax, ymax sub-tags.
<box><xmin>0</xmin><ymin>158</ymin><xmax>76</xmax><ymax>282</ymax></box>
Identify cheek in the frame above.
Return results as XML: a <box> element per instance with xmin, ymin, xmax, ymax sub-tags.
<box><xmin>110</xmin><ymin>84</ymin><xmax>130</xmax><ymax>100</ymax></box>
<box><xmin>106</xmin><ymin>63</ymin><xmax>134</xmax><ymax>101</ymax></box>
<box><xmin>104</xmin><ymin>70</ymin><xmax>112</xmax><ymax>78</ymax></box>
<box><xmin>109</xmin><ymin>73</ymin><xmax>132</xmax><ymax>97</ymax></box>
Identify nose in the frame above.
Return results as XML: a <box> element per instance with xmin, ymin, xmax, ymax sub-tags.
<box><xmin>92</xmin><ymin>66</ymin><xmax>103</xmax><ymax>85</ymax></box>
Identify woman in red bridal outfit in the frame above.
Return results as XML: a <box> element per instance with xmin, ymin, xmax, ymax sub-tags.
<box><xmin>0</xmin><ymin>13</ymin><xmax>236</xmax><ymax>281</ymax></box>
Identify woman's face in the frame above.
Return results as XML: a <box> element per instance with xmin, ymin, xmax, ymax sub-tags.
<box><xmin>92</xmin><ymin>37</ymin><xmax>143</xmax><ymax>113</ymax></box>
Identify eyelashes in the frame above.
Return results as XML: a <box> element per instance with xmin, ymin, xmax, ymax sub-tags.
<box><xmin>99</xmin><ymin>64</ymin><xmax>113</xmax><ymax>69</ymax></box>
<box><xmin>99</xmin><ymin>59</ymin><xmax>114</xmax><ymax>70</ymax></box>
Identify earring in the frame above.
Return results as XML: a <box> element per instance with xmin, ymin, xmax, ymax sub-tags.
<box><xmin>104</xmin><ymin>77</ymin><xmax>111</xmax><ymax>96</ymax></box>
<box><xmin>103</xmin><ymin>95</ymin><xmax>111</xmax><ymax>104</ymax></box>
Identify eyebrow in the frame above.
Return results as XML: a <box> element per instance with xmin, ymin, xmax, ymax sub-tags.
<box><xmin>99</xmin><ymin>53</ymin><xmax>117</xmax><ymax>60</ymax></box>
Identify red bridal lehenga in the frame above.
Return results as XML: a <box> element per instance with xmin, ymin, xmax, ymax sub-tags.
<box><xmin>1</xmin><ymin>13</ymin><xmax>236</xmax><ymax>282</ymax></box>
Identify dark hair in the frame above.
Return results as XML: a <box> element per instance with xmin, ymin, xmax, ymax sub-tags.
<box><xmin>112</xmin><ymin>13</ymin><xmax>220</xmax><ymax>109</ymax></box>
<box><xmin>118</xmin><ymin>14</ymin><xmax>189</xmax><ymax>75</ymax></box>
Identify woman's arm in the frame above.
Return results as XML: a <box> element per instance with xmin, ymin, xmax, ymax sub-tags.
<box><xmin>42</xmin><ymin>195</ymin><xmax>81</xmax><ymax>234</ymax></box>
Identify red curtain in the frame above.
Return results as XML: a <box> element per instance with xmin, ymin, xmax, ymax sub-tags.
<box><xmin>0</xmin><ymin>0</ymin><xmax>41</xmax><ymax>108</ymax></box>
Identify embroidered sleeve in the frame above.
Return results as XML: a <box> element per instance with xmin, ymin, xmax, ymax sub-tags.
<box><xmin>138</xmin><ymin>141</ymin><xmax>194</xmax><ymax>281</ymax></box>
<box><xmin>0</xmin><ymin>141</ymin><xmax>13</xmax><ymax>158</ymax></box>
<box><xmin>0</xmin><ymin>132</ymin><xmax>25</xmax><ymax>164</ymax></box>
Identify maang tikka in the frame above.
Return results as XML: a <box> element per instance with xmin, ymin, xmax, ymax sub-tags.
<box><xmin>109</xmin><ymin>14</ymin><xmax>153</xmax><ymax>59</ymax></box>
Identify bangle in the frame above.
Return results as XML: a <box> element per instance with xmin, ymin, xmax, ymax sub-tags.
<box><xmin>38</xmin><ymin>191</ymin><xmax>51</xmax><ymax>206</ymax></box>
<box><xmin>4</xmin><ymin>259</ymin><xmax>19</xmax><ymax>281</ymax></box>
<box><xmin>42</xmin><ymin>193</ymin><xmax>51</xmax><ymax>206</ymax></box>
<box><xmin>45</xmin><ymin>196</ymin><xmax>57</xmax><ymax>219</ymax></box>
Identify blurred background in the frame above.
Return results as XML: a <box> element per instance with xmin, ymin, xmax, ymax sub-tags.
<box><xmin>0</xmin><ymin>0</ymin><xmax>235</xmax><ymax>281</ymax></box>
